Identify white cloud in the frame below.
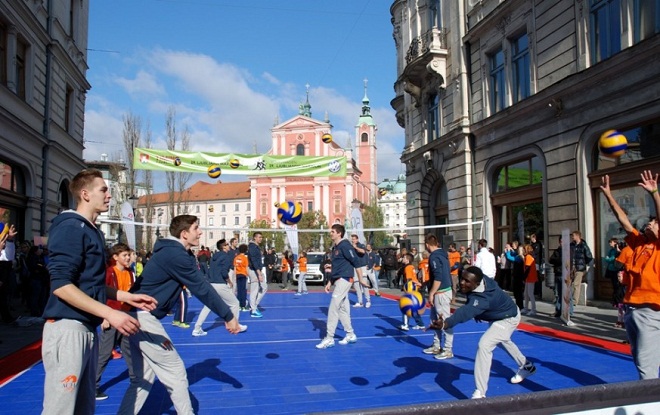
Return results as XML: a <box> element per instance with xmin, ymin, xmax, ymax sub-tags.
<box><xmin>114</xmin><ymin>70</ymin><xmax>166</xmax><ymax>98</ymax></box>
<box><xmin>84</xmin><ymin>48</ymin><xmax>404</xmax><ymax>188</ymax></box>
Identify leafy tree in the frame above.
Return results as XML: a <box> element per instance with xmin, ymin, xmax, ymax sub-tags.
<box><xmin>248</xmin><ymin>219</ymin><xmax>283</xmax><ymax>251</ymax></box>
<box><xmin>361</xmin><ymin>203</ymin><xmax>391</xmax><ymax>248</ymax></box>
<box><xmin>296</xmin><ymin>210</ymin><xmax>329</xmax><ymax>252</ymax></box>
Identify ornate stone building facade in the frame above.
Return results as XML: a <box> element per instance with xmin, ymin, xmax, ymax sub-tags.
<box><xmin>391</xmin><ymin>0</ymin><xmax>660</xmax><ymax>300</ymax></box>
<box><xmin>0</xmin><ymin>1</ymin><xmax>90</xmax><ymax>242</ymax></box>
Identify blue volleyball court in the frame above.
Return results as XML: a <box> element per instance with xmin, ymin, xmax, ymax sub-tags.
<box><xmin>0</xmin><ymin>291</ymin><xmax>638</xmax><ymax>414</ymax></box>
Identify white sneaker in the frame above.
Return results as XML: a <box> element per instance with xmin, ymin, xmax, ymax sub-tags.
<box><xmin>338</xmin><ymin>333</ymin><xmax>357</xmax><ymax>345</ymax></box>
<box><xmin>434</xmin><ymin>350</ymin><xmax>454</xmax><ymax>360</ymax></box>
<box><xmin>315</xmin><ymin>338</ymin><xmax>335</xmax><ymax>349</ymax></box>
<box><xmin>422</xmin><ymin>345</ymin><xmax>442</xmax><ymax>355</ymax></box>
<box><xmin>192</xmin><ymin>328</ymin><xmax>207</xmax><ymax>337</ymax></box>
<box><xmin>511</xmin><ymin>362</ymin><xmax>536</xmax><ymax>384</ymax></box>
<box><xmin>400</xmin><ymin>324</ymin><xmax>409</xmax><ymax>331</ymax></box>
<box><xmin>353</xmin><ymin>303</ymin><xmax>363</xmax><ymax>308</ymax></box>
<box><xmin>565</xmin><ymin>320</ymin><xmax>576</xmax><ymax>327</ymax></box>
<box><xmin>365</xmin><ymin>302</ymin><xmax>371</xmax><ymax>308</ymax></box>
<box><xmin>471</xmin><ymin>389</ymin><xmax>485</xmax><ymax>399</ymax></box>
<box><xmin>412</xmin><ymin>325</ymin><xmax>425</xmax><ymax>330</ymax></box>
<box><xmin>239</xmin><ymin>324</ymin><xmax>248</xmax><ymax>332</ymax></box>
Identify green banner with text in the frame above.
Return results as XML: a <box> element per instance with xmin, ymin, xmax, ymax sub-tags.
<box><xmin>133</xmin><ymin>148</ymin><xmax>346</xmax><ymax>177</ymax></box>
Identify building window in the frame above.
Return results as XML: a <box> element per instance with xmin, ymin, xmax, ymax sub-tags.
<box><xmin>221</xmin><ymin>217</ymin><xmax>226</xmax><ymax>226</ymax></box>
<box><xmin>0</xmin><ymin>22</ymin><xmax>7</xmax><ymax>85</ymax></box>
<box><xmin>427</xmin><ymin>93</ymin><xmax>441</xmax><ymax>142</ymax></box>
<box><xmin>361</xmin><ymin>132</ymin><xmax>368</xmax><ymax>143</ymax></box>
<box><xmin>247</xmin><ymin>202</ymin><xmax>251</xmax><ymax>211</ymax></box>
<box><xmin>593</xmin><ymin>121</ymin><xmax>660</xmax><ymax>170</ymax></box>
<box><xmin>196</xmin><ymin>205</ymin><xmax>200</xmax><ymax>213</ymax></box>
<box><xmin>234</xmin><ymin>217</ymin><xmax>240</xmax><ymax>225</ymax></box>
<box><xmin>429</xmin><ymin>0</ymin><xmax>442</xmax><ymax>28</ymax></box>
<box><xmin>64</xmin><ymin>84</ymin><xmax>74</xmax><ymax>128</ymax></box>
<box><xmin>511</xmin><ymin>33</ymin><xmax>530</xmax><ymax>104</ymax></box>
<box><xmin>246</xmin><ymin>216</ymin><xmax>251</xmax><ymax>224</ymax></box>
<box><xmin>495</xmin><ymin>156</ymin><xmax>544</xmax><ymax>192</ymax></box>
<box><xmin>209</xmin><ymin>231</ymin><xmax>214</xmax><ymax>240</ymax></box>
<box><xmin>209</xmin><ymin>217</ymin><xmax>214</xmax><ymax>226</ymax></box>
<box><xmin>633</xmin><ymin>0</ymin><xmax>660</xmax><ymax>42</ymax></box>
<box><xmin>307</xmin><ymin>201</ymin><xmax>313</xmax><ymax>211</ymax></box>
<box><xmin>221</xmin><ymin>204</ymin><xmax>226</xmax><ymax>212</ymax></box>
<box><xmin>489</xmin><ymin>48</ymin><xmax>506</xmax><ymax>114</ymax></box>
<box><xmin>234</xmin><ymin>203</ymin><xmax>239</xmax><ymax>211</ymax></box>
<box><xmin>15</xmin><ymin>37</ymin><xmax>28</xmax><ymax>99</ymax></box>
<box><xmin>333</xmin><ymin>199</ymin><xmax>341</xmax><ymax>214</ymax></box>
<box><xmin>296</xmin><ymin>144</ymin><xmax>305</xmax><ymax>155</ymax></box>
<box><xmin>590</xmin><ymin>0</ymin><xmax>622</xmax><ymax>64</ymax></box>
<box><xmin>260</xmin><ymin>201</ymin><xmax>267</xmax><ymax>215</ymax></box>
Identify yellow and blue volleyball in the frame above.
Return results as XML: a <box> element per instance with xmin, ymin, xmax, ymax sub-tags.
<box><xmin>229</xmin><ymin>158</ymin><xmax>240</xmax><ymax>169</ymax></box>
<box><xmin>398</xmin><ymin>291</ymin><xmax>426</xmax><ymax>317</ymax></box>
<box><xmin>322</xmin><ymin>133</ymin><xmax>333</xmax><ymax>144</ymax></box>
<box><xmin>207</xmin><ymin>165</ymin><xmax>222</xmax><ymax>178</ymax></box>
<box><xmin>599</xmin><ymin>130</ymin><xmax>628</xmax><ymax>158</ymax></box>
<box><xmin>0</xmin><ymin>222</ymin><xmax>8</xmax><ymax>240</ymax></box>
<box><xmin>276</xmin><ymin>201</ymin><xmax>303</xmax><ymax>225</ymax></box>
<box><xmin>403</xmin><ymin>280</ymin><xmax>419</xmax><ymax>293</ymax></box>
<box><xmin>173</xmin><ymin>157</ymin><xmax>182</xmax><ymax>166</ymax></box>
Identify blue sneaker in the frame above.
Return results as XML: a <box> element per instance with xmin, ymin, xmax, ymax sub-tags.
<box><xmin>251</xmin><ymin>310</ymin><xmax>263</xmax><ymax>318</ymax></box>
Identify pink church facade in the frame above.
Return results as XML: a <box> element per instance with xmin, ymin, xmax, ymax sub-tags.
<box><xmin>250</xmin><ymin>87</ymin><xmax>378</xmax><ymax>228</ymax></box>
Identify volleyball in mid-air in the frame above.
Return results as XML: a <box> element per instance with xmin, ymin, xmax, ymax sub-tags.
<box><xmin>598</xmin><ymin>130</ymin><xmax>628</xmax><ymax>158</ymax></box>
<box><xmin>207</xmin><ymin>165</ymin><xmax>222</xmax><ymax>178</ymax></box>
<box><xmin>0</xmin><ymin>222</ymin><xmax>8</xmax><ymax>240</ymax></box>
<box><xmin>173</xmin><ymin>157</ymin><xmax>182</xmax><ymax>166</ymax></box>
<box><xmin>403</xmin><ymin>281</ymin><xmax>419</xmax><ymax>293</ymax></box>
<box><xmin>229</xmin><ymin>158</ymin><xmax>240</xmax><ymax>169</ymax></box>
<box><xmin>275</xmin><ymin>201</ymin><xmax>303</xmax><ymax>225</ymax></box>
<box><xmin>398</xmin><ymin>291</ymin><xmax>426</xmax><ymax>317</ymax></box>
<box><xmin>379</xmin><ymin>188</ymin><xmax>387</xmax><ymax>197</ymax></box>
<box><xmin>322</xmin><ymin>133</ymin><xmax>333</xmax><ymax>144</ymax></box>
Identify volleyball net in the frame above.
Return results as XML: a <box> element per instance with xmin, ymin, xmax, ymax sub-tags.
<box><xmin>99</xmin><ymin>217</ymin><xmax>485</xmax><ymax>253</ymax></box>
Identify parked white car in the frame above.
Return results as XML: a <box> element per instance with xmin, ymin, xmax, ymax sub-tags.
<box><xmin>292</xmin><ymin>252</ymin><xmax>326</xmax><ymax>283</ymax></box>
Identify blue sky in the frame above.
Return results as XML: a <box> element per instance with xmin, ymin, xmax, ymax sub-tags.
<box><xmin>83</xmin><ymin>0</ymin><xmax>405</xmax><ymax>190</ymax></box>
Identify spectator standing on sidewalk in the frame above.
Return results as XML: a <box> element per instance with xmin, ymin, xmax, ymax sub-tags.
<box><xmin>569</xmin><ymin>230</ymin><xmax>593</xmax><ymax>316</ymax></box>
<box><xmin>530</xmin><ymin>234</ymin><xmax>544</xmax><ymax>299</ymax></box>
<box><xmin>522</xmin><ymin>245</ymin><xmax>538</xmax><ymax>316</ymax></box>
<box><xmin>474</xmin><ymin>239</ymin><xmax>497</xmax><ymax>280</ymax></box>
<box><xmin>600</xmin><ymin>170</ymin><xmax>660</xmax><ymax>379</ymax></box>
<box><xmin>549</xmin><ymin>236</ymin><xmax>564</xmax><ymax>318</ymax></box>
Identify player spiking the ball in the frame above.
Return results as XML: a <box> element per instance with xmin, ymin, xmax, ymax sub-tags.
<box><xmin>429</xmin><ymin>266</ymin><xmax>536</xmax><ymax>399</ymax></box>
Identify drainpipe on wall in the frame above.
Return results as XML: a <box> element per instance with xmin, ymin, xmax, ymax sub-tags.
<box><xmin>40</xmin><ymin>0</ymin><xmax>53</xmax><ymax>235</ymax></box>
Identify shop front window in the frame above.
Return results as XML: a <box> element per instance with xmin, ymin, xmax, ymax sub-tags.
<box><xmin>594</xmin><ymin>123</ymin><xmax>660</xmax><ymax>170</ymax></box>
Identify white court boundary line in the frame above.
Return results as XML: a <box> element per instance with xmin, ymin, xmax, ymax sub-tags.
<box><xmin>174</xmin><ymin>330</ymin><xmax>487</xmax><ymax>347</ymax></box>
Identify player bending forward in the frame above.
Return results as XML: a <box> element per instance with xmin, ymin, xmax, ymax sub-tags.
<box><xmin>430</xmin><ymin>266</ymin><xmax>536</xmax><ymax>399</ymax></box>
